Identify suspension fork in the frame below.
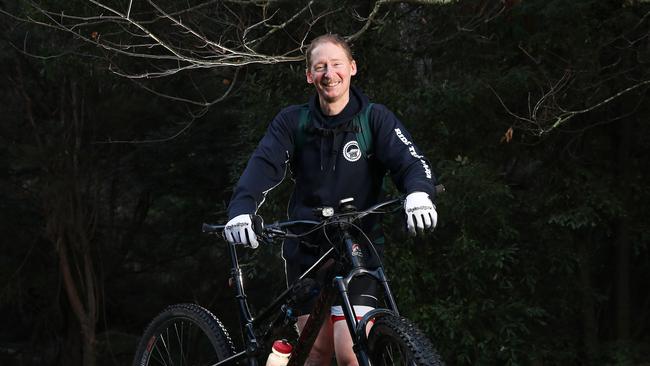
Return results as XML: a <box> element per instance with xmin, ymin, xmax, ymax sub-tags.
<box><xmin>335</xmin><ymin>228</ymin><xmax>403</xmax><ymax>365</ymax></box>
<box><xmin>332</xmin><ymin>232</ymin><xmax>372</xmax><ymax>366</ymax></box>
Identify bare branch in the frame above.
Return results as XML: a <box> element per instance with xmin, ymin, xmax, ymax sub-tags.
<box><xmin>16</xmin><ymin>0</ymin><xmax>317</xmax><ymax>79</ymax></box>
<box><xmin>101</xmin><ymin>109</ymin><xmax>202</xmax><ymax>145</ymax></box>
<box><xmin>548</xmin><ymin>79</ymin><xmax>650</xmax><ymax>131</ymax></box>
<box><xmin>347</xmin><ymin>0</ymin><xmax>386</xmax><ymax>42</ymax></box>
<box><xmin>10</xmin><ymin>0</ymin><xmax>502</xmax><ymax>79</ymax></box>
<box><xmin>489</xmin><ymin>76</ymin><xmax>650</xmax><ymax>136</ymax></box>
<box><xmin>127</xmin><ymin>68</ymin><xmax>241</xmax><ymax>108</ymax></box>
<box><xmin>5</xmin><ymin>0</ymin><xmax>514</xmax><ymax>143</ymax></box>
<box><xmin>93</xmin><ymin>68</ymin><xmax>242</xmax><ymax>145</ymax></box>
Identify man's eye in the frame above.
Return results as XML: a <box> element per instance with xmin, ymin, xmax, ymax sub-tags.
<box><xmin>314</xmin><ymin>66</ymin><xmax>325</xmax><ymax>72</ymax></box>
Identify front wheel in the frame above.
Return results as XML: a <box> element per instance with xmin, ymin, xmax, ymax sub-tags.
<box><xmin>132</xmin><ymin>303</ymin><xmax>235</xmax><ymax>366</ymax></box>
<box><xmin>367</xmin><ymin>315</ymin><xmax>444</xmax><ymax>366</ymax></box>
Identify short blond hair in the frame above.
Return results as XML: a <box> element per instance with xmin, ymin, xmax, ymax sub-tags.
<box><xmin>305</xmin><ymin>34</ymin><xmax>353</xmax><ymax>68</ymax></box>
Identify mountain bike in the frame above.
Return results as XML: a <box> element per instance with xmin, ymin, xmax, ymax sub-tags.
<box><xmin>132</xmin><ymin>187</ymin><xmax>445</xmax><ymax>366</ymax></box>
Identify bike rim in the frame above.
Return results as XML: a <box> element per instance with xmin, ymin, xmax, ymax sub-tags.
<box><xmin>143</xmin><ymin>318</ymin><xmax>220</xmax><ymax>366</ymax></box>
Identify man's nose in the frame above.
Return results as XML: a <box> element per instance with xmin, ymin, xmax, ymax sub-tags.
<box><xmin>323</xmin><ymin>65</ymin><xmax>333</xmax><ymax>77</ymax></box>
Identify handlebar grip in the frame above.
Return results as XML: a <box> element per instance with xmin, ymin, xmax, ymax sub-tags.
<box><xmin>251</xmin><ymin>215</ymin><xmax>264</xmax><ymax>236</ymax></box>
<box><xmin>202</xmin><ymin>223</ymin><xmax>225</xmax><ymax>233</ymax></box>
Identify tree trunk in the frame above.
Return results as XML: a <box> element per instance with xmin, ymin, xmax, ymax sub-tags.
<box><xmin>577</xmin><ymin>235</ymin><xmax>598</xmax><ymax>364</ymax></box>
<box><xmin>57</xmin><ymin>237</ymin><xmax>98</xmax><ymax>366</ymax></box>
<box><xmin>614</xmin><ymin>114</ymin><xmax>633</xmax><ymax>340</ymax></box>
<box><xmin>14</xmin><ymin>40</ymin><xmax>102</xmax><ymax>366</ymax></box>
<box><xmin>47</xmin><ymin>80</ymin><xmax>98</xmax><ymax>366</ymax></box>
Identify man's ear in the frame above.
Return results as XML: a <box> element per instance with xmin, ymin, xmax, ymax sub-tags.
<box><xmin>351</xmin><ymin>60</ymin><xmax>357</xmax><ymax>76</ymax></box>
<box><xmin>306</xmin><ymin>68</ymin><xmax>314</xmax><ymax>84</ymax></box>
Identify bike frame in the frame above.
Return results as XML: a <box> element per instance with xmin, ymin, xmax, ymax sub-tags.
<box><xmin>206</xmin><ymin>215</ymin><xmax>401</xmax><ymax>366</ymax></box>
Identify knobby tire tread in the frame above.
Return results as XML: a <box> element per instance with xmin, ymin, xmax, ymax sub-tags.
<box><xmin>368</xmin><ymin>315</ymin><xmax>444</xmax><ymax>366</ymax></box>
<box><xmin>132</xmin><ymin>303</ymin><xmax>235</xmax><ymax>366</ymax></box>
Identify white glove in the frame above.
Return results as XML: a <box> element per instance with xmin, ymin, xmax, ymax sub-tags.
<box><xmin>224</xmin><ymin>214</ymin><xmax>259</xmax><ymax>248</ymax></box>
<box><xmin>404</xmin><ymin>192</ymin><xmax>437</xmax><ymax>235</ymax></box>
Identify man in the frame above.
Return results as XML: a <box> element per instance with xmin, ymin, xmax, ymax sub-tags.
<box><xmin>224</xmin><ymin>34</ymin><xmax>437</xmax><ymax>366</ymax></box>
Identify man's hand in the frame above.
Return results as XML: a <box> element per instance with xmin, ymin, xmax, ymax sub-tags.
<box><xmin>404</xmin><ymin>192</ymin><xmax>437</xmax><ymax>235</ymax></box>
<box><xmin>224</xmin><ymin>214</ymin><xmax>259</xmax><ymax>248</ymax></box>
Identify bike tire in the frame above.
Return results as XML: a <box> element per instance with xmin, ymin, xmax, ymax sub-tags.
<box><xmin>367</xmin><ymin>315</ymin><xmax>444</xmax><ymax>366</ymax></box>
<box><xmin>132</xmin><ymin>303</ymin><xmax>235</xmax><ymax>366</ymax></box>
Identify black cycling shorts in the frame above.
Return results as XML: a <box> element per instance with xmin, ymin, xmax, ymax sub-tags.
<box><xmin>282</xmin><ymin>235</ymin><xmax>383</xmax><ymax>316</ymax></box>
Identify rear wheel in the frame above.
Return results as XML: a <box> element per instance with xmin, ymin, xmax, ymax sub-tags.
<box><xmin>367</xmin><ymin>315</ymin><xmax>444</xmax><ymax>366</ymax></box>
<box><xmin>132</xmin><ymin>303</ymin><xmax>235</xmax><ymax>366</ymax></box>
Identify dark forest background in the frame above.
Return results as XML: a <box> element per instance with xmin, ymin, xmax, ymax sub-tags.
<box><xmin>1</xmin><ymin>0</ymin><xmax>649</xmax><ymax>365</ymax></box>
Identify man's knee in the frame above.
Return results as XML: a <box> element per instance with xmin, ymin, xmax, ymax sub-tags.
<box><xmin>306</xmin><ymin>339</ymin><xmax>333</xmax><ymax>364</ymax></box>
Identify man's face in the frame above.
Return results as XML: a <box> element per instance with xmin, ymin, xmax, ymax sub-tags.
<box><xmin>306</xmin><ymin>42</ymin><xmax>357</xmax><ymax>105</ymax></box>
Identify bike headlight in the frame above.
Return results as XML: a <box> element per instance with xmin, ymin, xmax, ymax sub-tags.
<box><xmin>322</xmin><ymin>207</ymin><xmax>334</xmax><ymax>217</ymax></box>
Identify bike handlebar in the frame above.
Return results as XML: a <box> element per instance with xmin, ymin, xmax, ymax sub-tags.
<box><xmin>202</xmin><ymin>184</ymin><xmax>445</xmax><ymax>240</ymax></box>
<box><xmin>201</xmin><ymin>219</ymin><xmax>320</xmax><ymax>235</ymax></box>
<box><xmin>201</xmin><ymin>198</ymin><xmax>401</xmax><ymax>240</ymax></box>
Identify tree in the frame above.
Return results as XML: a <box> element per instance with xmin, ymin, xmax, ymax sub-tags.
<box><xmin>1</xmin><ymin>10</ymin><xmax>210</xmax><ymax>361</ymax></box>
<box><xmin>4</xmin><ymin>1</ymin><xmax>506</xmax><ymax>112</ymax></box>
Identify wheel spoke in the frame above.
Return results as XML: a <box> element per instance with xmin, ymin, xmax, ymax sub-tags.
<box><xmin>385</xmin><ymin>343</ymin><xmax>395</xmax><ymax>364</ymax></box>
<box><xmin>174</xmin><ymin>322</ymin><xmax>185</xmax><ymax>366</ymax></box>
<box><xmin>164</xmin><ymin>328</ymin><xmax>175</xmax><ymax>365</ymax></box>
<box><xmin>153</xmin><ymin>334</ymin><xmax>170</xmax><ymax>366</ymax></box>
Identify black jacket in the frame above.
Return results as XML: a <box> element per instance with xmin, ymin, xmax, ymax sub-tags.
<box><xmin>227</xmin><ymin>87</ymin><xmax>436</xmax><ymax>221</ymax></box>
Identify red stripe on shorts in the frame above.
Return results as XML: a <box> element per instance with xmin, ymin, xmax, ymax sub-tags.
<box><xmin>331</xmin><ymin>315</ymin><xmax>375</xmax><ymax>324</ymax></box>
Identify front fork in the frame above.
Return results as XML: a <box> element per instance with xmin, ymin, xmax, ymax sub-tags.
<box><xmin>334</xmin><ymin>233</ymin><xmax>400</xmax><ymax>366</ymax></box>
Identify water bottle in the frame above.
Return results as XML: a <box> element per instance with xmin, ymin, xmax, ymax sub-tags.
<box><xmin>265</xmin><ymin>339</ymin><xmax>292</xmax><ymax>366</ymax></box>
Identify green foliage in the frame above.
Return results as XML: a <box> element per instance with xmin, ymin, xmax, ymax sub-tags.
<box><xmin>385</xmin><ymin>159</ymin><xmax>549</xmax><ymax>365</ymax></box>
<box><xmin>356</xmin><ymin>1</ymin><xmax>650</xmax><ymax>364</ymax></box>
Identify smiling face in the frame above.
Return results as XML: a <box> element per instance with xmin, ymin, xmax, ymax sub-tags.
<box><xmin>306</xmin><ymin>41</ymin><xmax>357</xmax><ymax>115</ymax></box>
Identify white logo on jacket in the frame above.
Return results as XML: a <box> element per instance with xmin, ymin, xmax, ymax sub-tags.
<box><xmin>343</xmin><ymin>141</ymin><xmax>362</xmax><ymax>162</ymax></box>
<box><xmin>394</xmin><ymin>128</ymin><xmax>432</xmax><ymax>179</ymax></box>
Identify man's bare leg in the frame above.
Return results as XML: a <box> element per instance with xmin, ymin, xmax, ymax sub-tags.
<box><xmin>333</xmin><ymin>320</ymin><xmax>358</xmax><ymax>366</ymax></box>
<box><xmin>297</xmin><ymin>314</ymin><xmax>334</xmax><ymax>366</ymax></box>
<box><xmin>333</xmin><ymin>318</ymin><xmax>374</xmax><ymax>366</ymax></box>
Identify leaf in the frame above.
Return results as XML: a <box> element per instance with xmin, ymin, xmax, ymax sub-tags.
<box><xmin>500</xmin><ymin>127</ymin><xmax>514</xmax><ymax>143</ymax></box>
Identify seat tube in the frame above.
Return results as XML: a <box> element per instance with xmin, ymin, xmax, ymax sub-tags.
<box><xmin>227</xmin><ymin>243</ymin><xmax>253</xmax><ymax>323</ymax></box>
<box><xmin>227</xmin><ymin>243</ymin><xmax>259</xmax><ymax>354</ymax></box>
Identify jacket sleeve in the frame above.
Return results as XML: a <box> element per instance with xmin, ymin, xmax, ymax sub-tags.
<box><xmin>370</xmin><ymin>104</ymin><xmax>437</xmax><ymax>200</ymax></box>
<box><xmin>227</xmin><ymin>110</ymin><xmax>295</xmax><ymax>219</ymax></box>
